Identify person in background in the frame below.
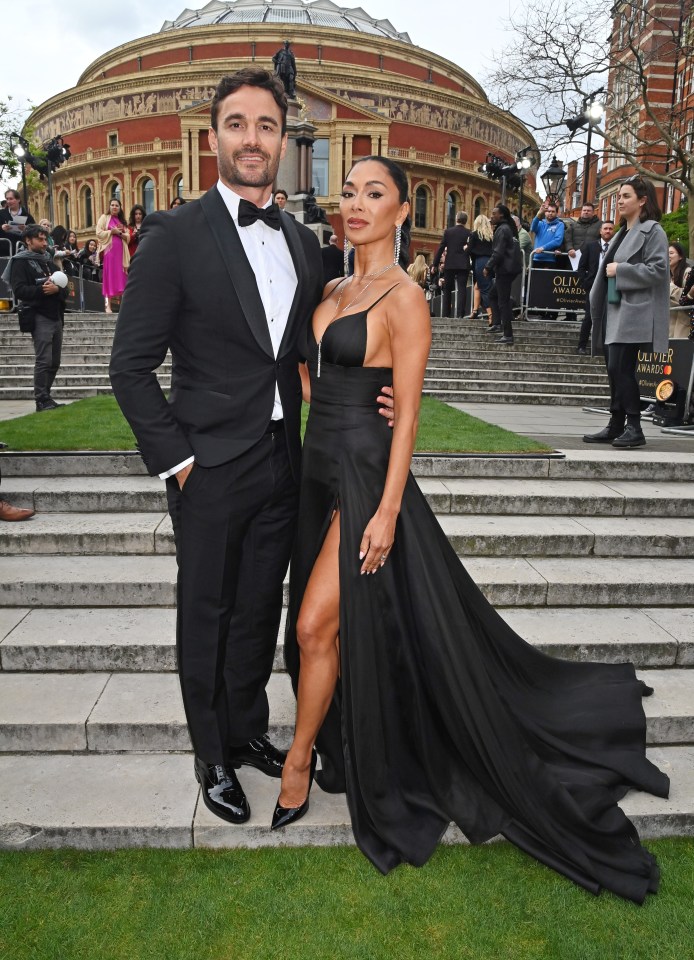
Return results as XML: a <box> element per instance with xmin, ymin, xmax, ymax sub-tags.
<box><xmin>529</xmin><ymin>199</ymin><xmax>565</xmax><ymax>320</ymax></box>
<box><xmin>321</xmin><ymin>234</ymin><xmax>343</xmax><ymax>286</ymax></box>
<box><xmin>0</xmin><ymin>189</ymin><xmax>35</xmax><ymax>254</ymax></box>
<box><xmin>484</xmin><ymin>204</ymin><xmax>519</xmax><ymax>345</ymax></box>
<box><xmin>40</xmin><ymin>220</ymin><xmax>56</xmax><ymax>256</ymax></box>
<box><xmin>466</xmin><ymin>214</ymin><xmax>494</xmax><ymax>325</ymax></box>
<box><xmin>668</xmin><ymin>242</ymin><xmax>691</xmax><ymax>339</ymax></box>
<box><xmin>586</xmin><ymin>176</ymin><xmax>669</xmax><ymax>449</ymax></box>
<box><xmin>561</xmin><ymin>202</ymin><xmax>602</xmax><ymax>322</ymax></box>
<box><xmin>77</xmin><ymin>238</ymin><xmax>100</xmax><ymax>281</ymax></box>
<box><xmin>0</xmin><ymin>459</ymin><xmax>35</xmax><ymax>521</ymax></box>
<box><xmin>432</xmin><ymin>210</ymin><xmax>471</xmax><ymax>319</ymax></box>
<box><xmin>128</xmin><ymin>205</ymin><xmax>147</xmax><ymax>258</ymax></box>
<box><xmin>8</xmin><ymin>223</ymin><xmax>67</xmax><ymax>411</ymax></box>
<box><xmin>576</xmin><ymin>220</ymin><xmax>615</xmax><ymax>354</ymax></box>
<box><xmin>407</xmin><ymin>254</ymin><xmax>429</xmax><ymax>289</ymax></box>
<box><xmin>170</xmin><ymin>197</ymin><xmax>187</xmax><ymax>208</ymax></box>
<box><xmin>96</xmin><ymin>198</ymin><xmax>130</xmax><ymax>313</ymax></box>
<box><xmin>274</xmin><ymin>188</ymin><xmax>294</xmax><ymax>219</ymax></box>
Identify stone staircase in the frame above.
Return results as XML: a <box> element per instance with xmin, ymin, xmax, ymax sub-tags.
<box><xmin>1</xmin><ymin>449</ymin><xmax>693</xmax><ymax>850</ymax></box>
<box><xmin>0</xmin><ymin>313</ymin><xmax>609</xmax><ymax>406</ymax></box>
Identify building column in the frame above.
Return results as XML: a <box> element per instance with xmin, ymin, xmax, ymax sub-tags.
<box><xmin>192</xmin><ymin>130</ymin><xmax>201</xmax><ymax>195</ymax></box>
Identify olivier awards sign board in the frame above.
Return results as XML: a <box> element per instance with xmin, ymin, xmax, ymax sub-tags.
<box><xmin>527</xmin><ymin>269</ymin><xmax>587</xmax><ymax>313</ymax></box>
<box><xmin>637</xmin><ymin>339</ymin><xmax>694</xmax><ymax>409</ymax></box>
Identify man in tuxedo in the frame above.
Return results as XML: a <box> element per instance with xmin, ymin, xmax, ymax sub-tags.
<box><xmin>576</xmin><ymin>220</ymin><xmax>614</xmax><ymax>354</ymax></box>
<box><xmin>321</xmin><ymin>234</ymin><xmax>343</xmax><ymax>285</ymax></box>
<box><xmin>110</xmin><ymin>68</ymin><xmax>327</xmax><ymax>825</ymax></box>
<box><xmin>432</xmin><ymin>211</ymin><xmax>471</xmax><ymax>318</ymax></box>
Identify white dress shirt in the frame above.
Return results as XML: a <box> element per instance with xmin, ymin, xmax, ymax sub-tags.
<box><xmin>160</xmin><ymin>181</ymin><xmax>298</xmax><ymax>479</ymax></box>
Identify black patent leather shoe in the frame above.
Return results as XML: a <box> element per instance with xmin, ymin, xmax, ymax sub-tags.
<box><xmin>583</xmin><ymin>424</ymin><xmax>624</xmax><ymax>444</ymax></box>
<box><xmin>228</xmin><ymin>734</ymin><xmax>286</xmax><ymax>778</ymax></box>
<box><xmin>612</xmin><ymin>425</ymin><xmax>646</xmax><ymax>448</ymax></box>
<box><xmin>486</xmin><ymin>324</ymin><xmax>501</xmax><ymax>333</ymax></box>
<box><xmin>495</xmin><ymin>336</ymin><xmax>514</xmax><ymax>345</ymax></box>
<box><xmin>271</xmin><ymin>749</ymin><xmax>318</xmax><ymax>831</ymax></box>
<box><xmin>194</xmin><ymin>758</ymin><xmax>250</xmax><ymax>824</ymax></box>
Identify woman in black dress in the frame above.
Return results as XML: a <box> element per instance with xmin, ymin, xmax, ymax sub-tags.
<box><xmin>276</xmin><ymin>156</ymin><xmax>669</xmax><ymax>904</ymax></box>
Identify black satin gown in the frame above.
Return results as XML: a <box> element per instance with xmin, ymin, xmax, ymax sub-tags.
<box><xmin>284</xmin><ymin>292</ymin><xmax>670</xmax><ymax>904</ymax></box>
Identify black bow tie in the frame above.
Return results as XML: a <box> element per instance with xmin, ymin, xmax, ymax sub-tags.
<box><xmin>237</xmin><ymin>199</ymin><xmax>281</xmax><ymax>231</ymax></box>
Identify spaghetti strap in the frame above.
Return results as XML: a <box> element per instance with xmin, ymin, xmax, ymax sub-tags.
<box><xmin>361</xmin><ymin>283</ymin><xmax>401</xmax><ymax>313</ymax></box>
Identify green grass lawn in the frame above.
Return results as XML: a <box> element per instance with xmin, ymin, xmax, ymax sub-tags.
<box><xmin>1</xmin><ymin>841</ymin><xmax>692</xmax><ymax>960</ymax></box>
<box><xmin>0</xmin><ymin>394</ymin><xmax>549</xmax><ymax>454</ymax></box>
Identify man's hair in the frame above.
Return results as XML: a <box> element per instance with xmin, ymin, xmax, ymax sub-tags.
<box><xmin>582</xmin><ymin>202</ymin><xmax>595</xmax><ymax>210</ymax></box>
<box><xmin>455</xmin><ymin>211</ymin><xmax>468</xmax><ymax>225</ymax></box>
<box><xmin>211</xmin><ymin>68</ymin><xmax>288</xmax><ymax>134</ymax></box>
<box><xmin>275</xmin><ymin>188</ymin><xmax>288</xmax><ymax>199</ymax></box>
<box><xmin>545</xmin><ymin>202</ymin><xmax>558</xmax><ymax>211</ymax></box>
<box><xmin>22</xmin><ymin>223</ymin><xmax>47</xmax><ymax>241</ymax></box>
<box><xmin>602</xmin><ymin>219</ymin><xmax>615</xmax><ymax>226</ymax></box>
<box><xmin>5</xmin><ymin>189</ymin><xmax>20</xmax><ymax>202</ymax></box>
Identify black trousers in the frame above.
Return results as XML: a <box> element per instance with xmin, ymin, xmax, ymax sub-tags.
<box><xmin>32</xmin><ymin>314</ymin><xmax>63</xmax><ymax>403</ymax></box>
<box><xmin>442</xmin><ymin>268</ymin><xmax>469</xmax><ymax>318</ymax></box>
<box><xmin>490</xmin><ymin>274</ymin><xmax>514</xmax><ymax>339</ymax></box>
<box><xmin>603</xmin><ymin>342</ymin><xmax>643</xmax><ymax>423</ymax></box>
<box><xmin>578</xmin><ymin>294</ymin><xmax>593</xmax><ymax>349</ymax></box>
<box><xmin>166</xmin><ymin>427</ymin><xmax>299</xmax><ymax>764</ymax></box>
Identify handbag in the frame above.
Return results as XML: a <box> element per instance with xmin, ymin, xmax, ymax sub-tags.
<box><xmin>607</xmin><ymin>276</ymin><xmax>621</xmax><ymax>305</ymax></box>
<box><xmin>17</xmin><ymin>303</ymin><xmax>35</xmax><ymax>333</ymax></box>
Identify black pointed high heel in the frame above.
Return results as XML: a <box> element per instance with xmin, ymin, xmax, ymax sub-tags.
<box><xmin>271</xmin><ymin>749</ymin><xmax>317</xmax><ymax>830</ymax></box>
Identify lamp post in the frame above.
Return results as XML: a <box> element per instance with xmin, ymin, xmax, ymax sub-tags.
<box><xmin>540</xmin><ymin>155</ymin><xmax>567</xmax><ymax>205</ymax></box>
<box><xmin>9</xmin><ymin>134</ymin><xmax>29</xmax><ymax>207</ymax></box>
<box><xmin>565</xmin><ymin>90</ymin><xmax>604</xmax><ymax>205</ymax></box>
<box><xmin>515</xmin><ymin>146</ymin><xmax>535</xmax><ymax>219</ymax></box>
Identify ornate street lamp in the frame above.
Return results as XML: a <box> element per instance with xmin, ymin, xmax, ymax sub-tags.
<box><xmin>540</xmin><ymin>156</ymin><xmax>567</xmax><ymax>204</ymax></box>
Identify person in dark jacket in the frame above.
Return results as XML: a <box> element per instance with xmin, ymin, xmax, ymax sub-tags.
<box><xmin>321</xmin><ymin>234</ymin><xmax>343</xmax><ymax>285</ymax></box>
<box><xmin>0</xmin><ymin>189</ymin><xmax>35</xmax><ymax>254</ymax></box>
<box><xmin>562</xmin><ymin>202</ymin><xmax>603</xmax><ymax>322</ymax></box>
<box><xmin>484</xmin><ymin>204</ymin><xmax>518</xmax><ymax>345</ymax></box>
<box><xmin>576</xmin><ymin>220</ymin><xmax>614</xmax><ymax>353</ymax></box>
<box><xmin>432</xmin><ymin>211</ymin><xmax>471</xmax><ymax>318</ymax></box>
<box><xmin>8</xmin><ymin>224</ymin><xmax>67</xmax><ymax>411</ymax></box>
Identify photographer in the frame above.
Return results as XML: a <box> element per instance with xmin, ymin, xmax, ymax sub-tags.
<box><xmin>8</xmin><ymin>223</ymin><xmax>67</xmax><ymax>411</ymax></box>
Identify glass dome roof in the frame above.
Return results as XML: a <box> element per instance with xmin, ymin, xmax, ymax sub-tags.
<box><xmin>161</xmin><ymin>0</ymin><xmax>411</xmax><ymax>43</ymax></box>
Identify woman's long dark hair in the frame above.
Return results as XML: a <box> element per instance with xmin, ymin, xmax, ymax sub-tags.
<box><xmin>128</xmin><ymin>204</ymin><xmax>146</xmax><ymax>228</ymax></box>
<box><xmin>493</xmin><ymin>203</ymin><xmax>518</xmax><ymax>237</ymax></box>
<box><xmin>109</xmin><ymin>199</ymin><xmax>127</xmax><ymax>226</ymax></box>
<box><xmin>618</xmin><ymin>175</ymin><xmax>662</xmax><ymax>229</ymax></box>
<box><xmin>348</xmin><ymin>155</ymin><xmax>411</xmax><ymax>269</ymax></box>
<box><xmin>670</xmin><ymin>241</ymin><xmax>688</xmax><ymax>287</ymax></box>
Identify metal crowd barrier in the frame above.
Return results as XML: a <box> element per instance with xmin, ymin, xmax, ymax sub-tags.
<box><xmin>0</xmin><ymin>237</ymin><xmax>16</xmax><ymax>312</ymax></box>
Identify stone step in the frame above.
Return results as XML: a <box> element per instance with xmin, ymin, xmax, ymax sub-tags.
<box><xmin>1</xmin><ymin>606</ymin><xmax>692</xmax><ymax>673</ymax></box>
<box><xmin>0</xmin><ymin>745</ymin><xmax>688</xmax><ymax>850</ymax></box>
<box><xmin>424</xmin><ymin>389</ymin><xmax>610</xmax><ymax>406</ymax></box>
<box><xmin>3</xmin><ymin>511</ymin><xmax>694</xmax><ymax>558</ymax></box>
<box><xmin>5</xmin><ymin>476</ymin><xmax>694</xmax><ymax>517</ymax></box>
<box><xmin>423</xmin><ymin>376</ymin><xmax>609</xmax><ymax>397</ymax></box>
<box><xmin>1</xmin><ymin>554</ymin><xmax>693</xmax><ymax>607</ymax></box>
<box><xmin>427</xmin><ymin>358</ymin><xmax>606</xmax><ymax>375</ymax></box>
<box><xmin>0</xmin><ymin>668</ymin><xmax>690</xmax><ymax>755</ymax></box>
<box><xmin>4</xmin><ymin>451</ymin><xmax>694</xmax><ymax>481</ymax></box>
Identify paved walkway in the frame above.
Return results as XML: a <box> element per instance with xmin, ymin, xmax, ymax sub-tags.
<box><xmin>451</xmin><ymin>402</ymin><xmax>694</xmax><ymax>454</ymax></box>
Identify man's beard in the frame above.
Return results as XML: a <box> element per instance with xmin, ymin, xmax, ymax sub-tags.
<box><xmin>218</xmin><ymin>148</ymin><xmax>279</xmax><ymax>189</ymax></box>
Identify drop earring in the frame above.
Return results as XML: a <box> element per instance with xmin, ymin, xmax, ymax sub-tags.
<box><xmin>343</xmin><ymin>239</ymin><xmax>350</xmax><ymax>276</ymax></box>
<box><xmin>393</xmin><ymin>224</ymin><xmax>402</xmax><ymax>265</ymax></box>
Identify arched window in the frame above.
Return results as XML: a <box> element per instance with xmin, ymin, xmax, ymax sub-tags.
<box><xmin>141</xmin><ymin>177</ymin><xmax>156</xmax><ymax>215</ymax></box>
<box><xmin>473</xmin><ymin>196</ymin><xmax>486</xmax><ymax>219</ymax></box>
<box><xmin>81</xmin><ymin>186</ymin><xmax>93</xmax><ymax>228</ymax></box>
<box><xmin>446</xmin><ymin>191</ymin><xmax>461</xmax><ymax>228</ymax></box>
<box><xmin>106</xmin><ymin>180</ymin><xmax>121</xmax><ymax>204</ymax></box>
<box><xmin>173</xmin><ymin>174</ymin><xmax>184</xmax><ymax>200</ymax></box>
<box><xmin>414</xmin><ymin>186</ymin><xmax>428</xmax><ymax>229</ymax></box>
<box><xmin>59</xmin><ymin>191</ymin><xmax>70</xmax><ymax>229</ymax></box>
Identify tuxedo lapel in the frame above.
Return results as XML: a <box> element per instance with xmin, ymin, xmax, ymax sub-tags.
<box><xmin>199</xmin><ymin>187</ymin><xmax>274</xmax><ymax>357</ymax></box>
<box><xmin>278</xmin><ymin>210</ymin><xmax>308</xmax><ymax>358</ymax></box>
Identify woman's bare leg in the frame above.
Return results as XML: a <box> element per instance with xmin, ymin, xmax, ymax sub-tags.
<box><xmin>280</xmin><ymin>512</ymin><xmax>340</xmax><ymax>808</ymax></box>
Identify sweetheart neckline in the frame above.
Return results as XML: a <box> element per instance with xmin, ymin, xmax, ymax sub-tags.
<box><xmin>310</xmin><ymin>308</ymin><xmax>367</xmax><ymax>345</ymax></box>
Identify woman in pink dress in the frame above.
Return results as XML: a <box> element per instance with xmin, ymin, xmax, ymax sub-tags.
<box><xmin>96</xmin><ymin>199</ymin><xmax>130</xmax><ymax>313</ymax></box>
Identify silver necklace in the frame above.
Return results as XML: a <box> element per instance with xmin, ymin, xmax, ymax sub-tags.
<box><xmin>317</xmin><ymin>263</ymin><xmax>396</xmax><ymax>378</ymax></box>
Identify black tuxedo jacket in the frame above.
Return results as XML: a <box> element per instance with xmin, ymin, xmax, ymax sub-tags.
<box><xmin>109</xmin><ymin>186</ymin><xmax>323</xmax><ymax>479</ymax></box>
<box><xmin>577</xmin><ymin>239</ymin><xmax>604</xmax><ymax>289</ymax></box>
<box><xmin>433</xmin><ymin>224</ymin><xmax>471</xmax><ymax>272</ymax></box>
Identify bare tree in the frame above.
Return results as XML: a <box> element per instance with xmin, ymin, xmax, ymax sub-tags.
<box><xmin>487</xmin><ymin>0</ymin><xmax>694</xmax><ymax>245</ymax></box>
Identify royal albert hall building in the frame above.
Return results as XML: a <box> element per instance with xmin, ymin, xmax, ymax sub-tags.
<box><xmin>27</xmin><ymin>0</ymin><xmax>538</xmax><ymax>258</ymax></box>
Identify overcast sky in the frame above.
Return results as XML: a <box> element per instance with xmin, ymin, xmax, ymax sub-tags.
<box><xmin>0</xmin><ymin>0</ymin><xmax>522</xmax><ymax>189</ymax></box>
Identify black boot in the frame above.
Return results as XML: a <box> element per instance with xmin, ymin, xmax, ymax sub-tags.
<box><xmin>583</xmin><ymin>420</ymin><xmax>624</xmax><ymax>443</ymax></box>
<box><xmin>612</xmin><ymin>424</ymin><xmax>646</xmax><ymax>448</ymax></box>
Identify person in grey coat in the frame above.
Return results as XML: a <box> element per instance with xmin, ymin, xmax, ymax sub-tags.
<box><xmin>585</xmin><ymin>176</ymin><xmax>669</xmax><ymax>448</ymax></box>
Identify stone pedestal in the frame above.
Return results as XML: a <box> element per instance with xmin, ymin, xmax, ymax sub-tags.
<box><xmin>277</xmin><ymin>97</ymin><xmax>329</xmax><ymax>239</ymax></box>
